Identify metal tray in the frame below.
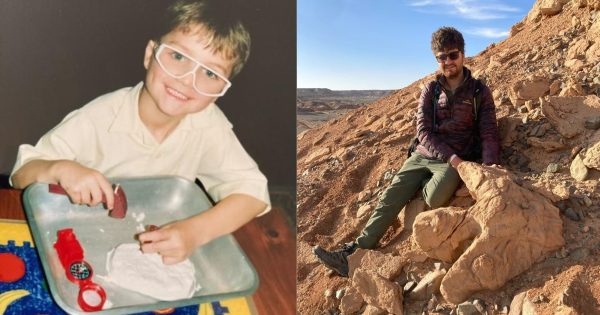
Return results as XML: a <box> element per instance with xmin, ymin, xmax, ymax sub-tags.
<box><xmin>23</xmin><ymin>176</ymin><xmax>258</xmax><ymax>314</ymax></box>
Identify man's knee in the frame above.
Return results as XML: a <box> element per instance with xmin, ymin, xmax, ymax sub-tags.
<box><xmin>424</xmin><ymin>194</ymin><xmax>446</xmax><ymax>208</ymax></box>
<box><xmin>423</xmin><ymin>171</ymin><xmax>460</xmax><ymax>208</ymax></box>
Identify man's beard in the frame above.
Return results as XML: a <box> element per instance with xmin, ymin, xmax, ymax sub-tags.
<box><xmin>445</xmin><ymin>66</ymin><xmax>461</xmax><ymax>79</ymax></box>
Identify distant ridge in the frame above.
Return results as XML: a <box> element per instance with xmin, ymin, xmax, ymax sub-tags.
<box><xmin>297</xmin><ymin>88</ymin><xmax>394</xmax><ymax>99</ymax></box>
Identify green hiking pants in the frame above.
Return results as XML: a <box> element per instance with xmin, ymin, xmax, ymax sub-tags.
<box><xmin>355</xmin><ymin>153</ymin><xmax>460</xmax><ymax>249</ymax></box>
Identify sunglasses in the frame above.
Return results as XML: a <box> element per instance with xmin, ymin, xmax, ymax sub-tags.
<box><xmin>435</xmin><ymin>51</ymin><xmax>461</xmax><ymax>62</ymax></box>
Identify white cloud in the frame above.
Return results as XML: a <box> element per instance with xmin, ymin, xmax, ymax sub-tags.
<box><xmin>408</xmin><ymin>0</ymin><xmax>520</xmax><ymax>20</ymax></box>
<box><xmin>409</xmin><ymin>0</ymin><xmax>435</xmax><ymax>6</ymax></box>
<box><xmin>464</xmin><ymin>27</ymin><xmax>510</xmax><ymax>38</ymax></box>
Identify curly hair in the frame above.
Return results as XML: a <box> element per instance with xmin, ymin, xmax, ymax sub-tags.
<box><xmin>431</xmin><ymin>27</ymin><xmax>465</xmax><ymax>53</ymax></box>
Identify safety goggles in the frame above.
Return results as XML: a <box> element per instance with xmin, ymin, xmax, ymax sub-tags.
<box><xmin>154</xmin><ymin>43</ymin><xmax>232</xmax><ymax>97</ymax></box>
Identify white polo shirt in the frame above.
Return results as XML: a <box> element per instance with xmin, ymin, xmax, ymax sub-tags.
<box><xmin>11</xmin><ymin>82</ymin><xmax>271</xmax><ymax>213</ymax></box>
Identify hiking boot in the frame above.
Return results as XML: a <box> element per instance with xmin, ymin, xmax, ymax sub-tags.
<box><xmin>312</xmin><ymin>242</ymin><xmax>357</xmax><ymax>277</ymax></box>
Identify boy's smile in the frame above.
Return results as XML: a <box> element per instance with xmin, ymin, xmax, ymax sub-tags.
<box><xmin>139</xmin><ymin>24</ymin><xmax>234</xmax><ymax>135</ymax></box>
<box><xmin>165</xmin><ymin>86</ymin><xmax>190</xmax><ymax>101</ymax></box>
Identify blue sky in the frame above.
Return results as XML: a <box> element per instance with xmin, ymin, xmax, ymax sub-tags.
<box><xmin>298</xmin><ymin>0</ymin><xmax>536</xmax><ymax>90</ymax></box>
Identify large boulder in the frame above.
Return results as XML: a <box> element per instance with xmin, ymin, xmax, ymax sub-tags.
<box><xmin>566</xmin><ymin>38</ymin><xmax>590</xmax><ymax>60</ymax></box>
<box><xmin>347</xmin><ymin>249</ymin><xmax>405</xmax><ymax>280</ymax></box>
<box><xmin>527</xmin><ymin>0</ymin><xmax>568</xmax><ymax>23</ymax></box>
<box><xmin>352</xmin><ymin>269</ymin><xmax>403</xmax><ymax>315</ymax></box>
<box><xmin>527</xmin><ymin>1</ymin><xmax>542</xmax><ymax>23</ymax></box>
<box><xmin>340</xmin><ymin>287</ymin><xmax>365</xmax><ymax>315</ymax></box>
<box><xmin>509</xmin><ymin>76</ymin><xmax>550</xmax><ymax>107</ymax></box>
<box><xmin>558</xmin><ymin>78</ymin><xmax>585</xmax><ymax>96</ymax></box>
<box><xmin>591</xmin><ymin>8</ymin><xmax>600</xmax><ymax>33</ymax></box>
<box><xmin>571</xmin><ymin>154</ymin><xmax>589</xmax><ymax>181</ymax></box>
<box><xmin>346</xmin><ymin>250</ymin><xmax>406</xmax><ymax>313</ymax></box>
<box><xmin>585</xmin><ymin>42</ymin><xmax>600</xmax><ymax>64</ymax></box>
<box><xmin>413</xmin><ymin>163</ymin><xmax>564</xmax><ymax>304</ymax></box>
<box><xmin>539</xmin><ymin>0</ymin><xmax>568</xmax><ymax>15</ymax></box>
<box><xmin>541</xmin><ymin>95</ymin><xmax>600</xmax><ymax>138</ymax></box>
<box><xmin>409</xmin><ymin>268</ymin><xmax>447</xmax><ymax>301</ymax></box>
<box><xmin>579</xmin><ymin>0</ymin><xmax>600</xmax><ymax>8</ymax></box>
<box><xmin>305</xmin><ymin>146</ymin><xmax>331</xmax><ymax>165</ymax></box>
<box><xmin>582</xmin><ymin>141</ymin><xmax>600</xmax><ymax>170</ymax></box>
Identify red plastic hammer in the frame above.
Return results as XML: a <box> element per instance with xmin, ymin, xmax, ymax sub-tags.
<box><xmin>48</xmin><ymin>183</ymin><xmax>128</xmax><ymax>219</ymax></box>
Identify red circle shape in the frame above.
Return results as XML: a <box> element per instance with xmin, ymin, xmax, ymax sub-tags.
<box><xmin>153</xmin><ymin>308</ymin><xmax>175</xmax><ymax>314</ymax></box>
<box><xmin>0</xmin><ymin>253</ymin><xmax>26</xmax><ymax>283</ymax></box>
<box><xmin>77</xmin><ymin>282</ymin><xmax>106</xmax><ymax>312</ymax></box>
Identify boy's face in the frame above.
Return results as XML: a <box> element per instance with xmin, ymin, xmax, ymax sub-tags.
<box><xmin>435</xmin><ymin>48</ymin><xmax>464</xmax><ymax>80</ymax></box>
<box><xmin>142</xmin><ymin>25</ymin><xmax>234</xmax><ymax>119</ymax></box>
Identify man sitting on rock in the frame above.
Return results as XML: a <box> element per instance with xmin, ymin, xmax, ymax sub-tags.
<box><xmin>313</xmin><ymin>26</ymin><xmax>501</xmax><ymax>277</ymax></box>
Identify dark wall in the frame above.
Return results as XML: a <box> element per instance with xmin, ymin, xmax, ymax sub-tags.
<box><xmin>0</xmin><ymin>0</ymin><xmax>296</xmax><ymax>189</ymax></box>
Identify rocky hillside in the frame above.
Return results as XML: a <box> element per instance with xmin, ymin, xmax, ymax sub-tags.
<box><xmin>297</xmin><ymin>0</ymin><xmax>600</xmax><ymax>314</ymax></box>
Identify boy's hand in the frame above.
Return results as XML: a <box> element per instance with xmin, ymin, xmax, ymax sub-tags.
<box><xmin>54</xmin><ymin>160</ymin><xmax>115</xmax><ymax>209</ymax></box>
<box><xmin>138</xmin><ymin>219</ymin><xmax>197</xmax><ymax>265</ymax></box>
<box><xmin>138</xmin><ymin>194</ymin><xmax>267</xmax><ymax>265</ymax></box>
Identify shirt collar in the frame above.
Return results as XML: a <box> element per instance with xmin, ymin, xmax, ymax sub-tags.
<box><xmin>108</xmin><ymin>81</ymin><xmax>144</xmax><ymax>134</ymax></box>
<box><xmin>108</xmin><ymin>81</ymin><xmax>224</xmax><ymax>134</ymax></box>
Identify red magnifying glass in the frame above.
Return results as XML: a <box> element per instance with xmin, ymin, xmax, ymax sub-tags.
<box><xmin>54</xmin><ymin>228</ymin><xmax>107</xmax><ymax>312</ymax></box>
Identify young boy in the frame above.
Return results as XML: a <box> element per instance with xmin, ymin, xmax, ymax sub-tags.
<box><xmin>10</xmin><ymin>0</ymin><xmax>270</xmax><ymax>265</ymax></box>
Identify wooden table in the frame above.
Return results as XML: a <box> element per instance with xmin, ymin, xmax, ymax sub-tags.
<box><xmin>0</xmin><ymin>188</ymin><xmax>296</xmax><ymax>314</ymax></box>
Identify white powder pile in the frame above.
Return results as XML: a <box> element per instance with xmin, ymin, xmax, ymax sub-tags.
<box><xmin>105</xmin><ymin>243</ymin><xmax>198</xmax><ymax>301</ymax></box>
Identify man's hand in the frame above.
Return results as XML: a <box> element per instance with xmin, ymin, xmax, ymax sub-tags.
<box><xmin>449</xmin><ymin>155</ymin><xmax>464</xmax><ymax>169</ymax></box>
<box><xmin>482</xmin><ymin>163</ymin><xmax>503</xmax><ymax>169</ymax></box>
<box><xmin>53</xmin><ymin>160</ymin><xmax>115</xmax><ymax>209</ymax></box>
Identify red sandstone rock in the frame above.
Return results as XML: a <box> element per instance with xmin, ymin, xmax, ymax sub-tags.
<box><xmin>340</xmin><ymin>286</ymin><xmax>365</xmax><ymax>315</ymax></box>
<box><xmin>352</xmin><ymin>269</ymin><xmax>403</xmax><ymax>315</ymax></box>
<box><xmin>413</xmin><ymin>163</ymin><xmax>564</xmax><ymax>304</ymax></box>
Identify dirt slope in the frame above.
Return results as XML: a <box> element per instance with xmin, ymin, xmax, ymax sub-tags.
<box><xmin>297</xmin><ymin>1</ymin><xmax>600</xmax><ymax>314</ymax></box>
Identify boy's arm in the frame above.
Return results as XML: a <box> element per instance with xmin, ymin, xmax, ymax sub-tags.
<box><xmin>11</xmin><ymin>159</ymin><xmax>115</xmax><ymax>209</ymax></box>
<box><xmin>139</xmin><ymin>193</ymin><xmax>267</xmax><ymax>265</ymax></box>
<box><xmin>11</xmin><ymin>159</ymin><xmax>63</xmax><ymax>189</ymax></box>
<box><xmin>196</xmin><ymin>124</ymin><xmax>271</xmax><ymax>214</ymax></box>
<box><xmin>10</xmin><ymin>109</ymin><xmax>115</xmax><ymax>207</ymax></box>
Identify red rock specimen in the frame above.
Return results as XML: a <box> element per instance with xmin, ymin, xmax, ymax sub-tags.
<box><xmin>413</xmin><ymin>162</ymin><xmax>564</xmax><ymax>304</ymax></box>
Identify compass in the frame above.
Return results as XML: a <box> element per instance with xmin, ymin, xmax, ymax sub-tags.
<box><xmin>54</xmin><ymin>228</ymin><xmax>106</xmax><ymax>312</ymax></box>
<box><xmin>69</xmin><ymin>261</ymin><xmax>93</xmax><ymax>281</ymax></box>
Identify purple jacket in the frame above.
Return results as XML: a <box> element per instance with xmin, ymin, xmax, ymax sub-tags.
<box><xmin>415</xmin><ymin>67</ymin><xmax>501</xmax><ymax>165</ymax></box>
